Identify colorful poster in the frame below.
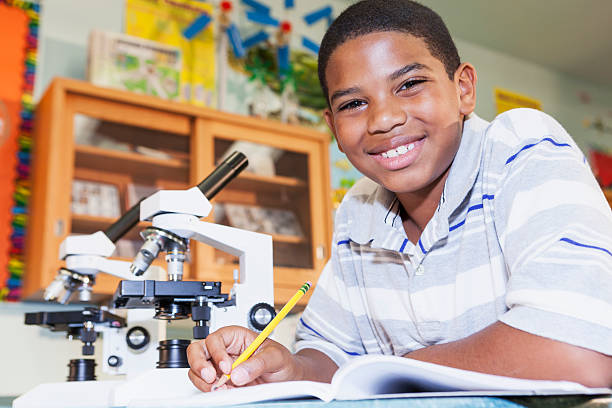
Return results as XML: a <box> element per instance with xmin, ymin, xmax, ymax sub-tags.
<box><xmin>126</xmin><ymin>0</ymin><xmax>216</xmax><ymax>107</ymax></box>
<box><xmin>0</xmin><ymin>3</ymin><xmax>28</xmax><ymax>299</ymax></box>
<box><xmin>495</xmin><ymin>88</ymin><xmax>542</xmax><ymax>115</ymax></box>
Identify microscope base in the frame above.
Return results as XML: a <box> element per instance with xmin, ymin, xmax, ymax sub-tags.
<box><xmin>111</xmin><ymin>367</ymin><xmax>198</xmax><ymax>406</ymax></box>
<box><xmin>13</xmin><ymin>368</ymin><xmax>198</xmax><ymax>408</ymax></box>
<box><xmin>12</xmin><ymin>380</ymin><xmax>123</xmax><ymax>408</ymax></box>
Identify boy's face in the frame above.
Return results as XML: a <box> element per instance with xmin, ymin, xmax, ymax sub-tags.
<box><xmin>324</xmin><ymin>32</ymin><xmax>476</xmax><ymax>195</ymax></box>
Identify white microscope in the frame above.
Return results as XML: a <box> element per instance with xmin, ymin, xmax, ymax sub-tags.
<box><xmin>108</xmin><ymin>150</ymin><xmax>276</xmax><ymax>405</ymax></box>
<box><xmin>14</xmin><ymin>152</ymin><xmax>276</xmax><ymax>407</ymax></box>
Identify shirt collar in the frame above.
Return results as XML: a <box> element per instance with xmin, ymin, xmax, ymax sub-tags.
<box><xmin>348</xmin><ymin>183</ymin><xmax>399</xmax><ymax>245</ymax></box>
<box><xmin>440</xmin><ymin>113</ymin><xmax>490</xmax><ymax>217</ymax></box>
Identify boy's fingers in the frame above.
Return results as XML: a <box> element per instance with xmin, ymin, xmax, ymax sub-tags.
<box><xmin>231</xmin><ymin>356</ymin><xmax>266</xmax><ymax>386</ymax></box>
<box><xmin>230</xmin><ymin>345</ymin><xmax>283</xmax><ymax>386</ymax></box>
<box><xmin>188</xmin><ymin>368</ymin><xmax>213</xmax><ymax>392</ymax></box>
<box><xmin>186</xmin><ymin>340</ymin><xmax>212</xmax><ymax>378</ymax></box>
<box><xmin>205</xmin><ymin>329</ymin><xmax>235</xmax><ymax>374</ymax></box>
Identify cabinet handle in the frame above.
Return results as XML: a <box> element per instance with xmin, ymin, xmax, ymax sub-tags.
<box><xmin>316</xmin><ymin>245</ymin><xmax>326</xmax><ymax>260</ymax></box>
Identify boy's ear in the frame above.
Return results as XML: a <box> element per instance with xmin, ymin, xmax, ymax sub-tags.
<box><xmin>324</xmin><ymin>109</ymin><xmax>344</xmax><ymax>153</ymax></box>
<box><xmin>455</xmin><ymin>63</ymin><xmax>477</xmax><ymax>116</ymax></box>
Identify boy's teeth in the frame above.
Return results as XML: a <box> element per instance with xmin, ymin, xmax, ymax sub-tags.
<box><xmin>381</xmin><ymin>143</ymin><xmax>415</xmax><ymax>158</ymax></box>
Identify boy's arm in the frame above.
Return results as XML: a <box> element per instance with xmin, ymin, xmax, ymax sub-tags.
<box><xmin>293</xmin><ymin>348</ymin><xmax>339</xmax><ymax>382</ymax></box>
<box><xmin>404</xmin><ymin>321</ymin><xmax>612</xmax><ymax>387</ymax></box>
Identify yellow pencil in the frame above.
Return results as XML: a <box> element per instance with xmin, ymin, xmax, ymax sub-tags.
<box><xmin>212</xmin><ymin>281</ymin><xmax>312</xmax><ymax>390</ymax></box>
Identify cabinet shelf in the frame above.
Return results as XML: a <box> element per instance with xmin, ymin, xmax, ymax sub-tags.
<box><xmin>74</xmin><ymin>144</ymin><xmax>188</xmax><ymax>182</ymax></box>
<box><xmin>231</xmin><ymin>172</ymin><xmax>307</xmax><ymax>192</ymax></box>
<box><xmin>271</xmin><ymin>234</ymin><xmax>307</xmax><ymax>244</ymax></box>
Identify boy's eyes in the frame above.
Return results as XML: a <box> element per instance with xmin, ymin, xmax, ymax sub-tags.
<box><xmin>336</xmin><ymin>79</ymin><xmax>427</xmax><ymax>112</ymax></box>
<box><xmin>338</xmin><ymin>100</ymin><xmax>366</xmax><ymax>112</ymax></box>
<box><xmin>398</xmin><ymin>79</ymin><xmax>426</xmax><ymax>91</ymax></box>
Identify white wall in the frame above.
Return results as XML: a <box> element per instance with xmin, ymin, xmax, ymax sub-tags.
<box><xmin>34</xmin><ymin>0</ymin><xmax>124</xmax><ymax>101</ymax></box>
<box><xmin>455</xmin><ymin>38</ymin><xmax>612</xmax><ymax>156</ymax></box>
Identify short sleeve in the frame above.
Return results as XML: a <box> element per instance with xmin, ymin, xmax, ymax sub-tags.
<box><xmin>491</xmin><ymin>112</ymin><xmax>612</xmax><ymax>355</ymax></box>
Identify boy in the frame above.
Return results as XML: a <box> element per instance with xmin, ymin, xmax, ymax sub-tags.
<box><xmin>187</xmin><ymin>0</ymin><xmax>612</xmax><ymax>390</ymax></box>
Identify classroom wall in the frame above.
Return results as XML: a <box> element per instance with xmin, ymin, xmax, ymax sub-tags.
<box><xmin>455</xmin><ymin>38</ymin><xmax>612</xmax><ymax>156</ymax></box>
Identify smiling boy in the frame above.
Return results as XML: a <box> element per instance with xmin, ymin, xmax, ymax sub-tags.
<box><xmin>187</xmin><ymin>0</ymin><xmax>612</xmax><ymax>389</ymax></box>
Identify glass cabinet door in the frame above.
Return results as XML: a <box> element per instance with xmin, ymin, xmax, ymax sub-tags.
<box><xmin>211</xmin><ymin>138</ymin><xmax>313</xmax><ymax>270</ymax></box>
<box><xmin>70</xmin><ymin>113</ymin><xmax>191</xmax><ymax>262</ymax></box>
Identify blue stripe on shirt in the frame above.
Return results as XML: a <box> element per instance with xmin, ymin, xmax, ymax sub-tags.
<box><xmin>505</xmin><ymin>137</ymin><xmax>571</xmax><ymax>165</ymax></box>
<box><xmin>299</xmin><ymin>318</ymin><xmax>361</xmax><ymax>356</ymax></box>
<box><xmin>418</xmin><ymin>238</ymin><xmax>428</xmax><ymax>254</ymax></box>
<box><xmin>337</xmin><ymin>239</ymin><xmax>350</xmax><ymax>246</ymax></box>
<box><xmin>399</xmin><ymin>238</ymin><xmax>408</xmax><ymax>252</ymax></box>
<box><xmin>560</xmin><ymin>237</ymin><xmax>612</xmax><ymax>257</ymax></box>
<box><xmin>449</xmin><ymin>195</ymin><xmax>494</xmax><ymax>232</ymax></box>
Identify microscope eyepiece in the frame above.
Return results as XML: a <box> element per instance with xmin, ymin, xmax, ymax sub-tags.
<box><xmin>197</xmin><ymin>151</ymin><xmax>248</xmax><ymax>199</ymax></box>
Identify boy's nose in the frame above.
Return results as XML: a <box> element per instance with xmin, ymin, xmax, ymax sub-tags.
<box><xmin>367</xmin><ymin>100</ymin><xmax>407</xmax><ymax>134</ymax></box>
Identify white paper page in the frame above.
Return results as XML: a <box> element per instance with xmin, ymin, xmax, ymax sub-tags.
<box><xmin>331</xmin><ymin>355</ymin><xmax>598</xmax><ymax>400</ymax></box>
<box><xmin>128</xmin><ymin>380</ymin><xmax>332</xmax><ymax>408</ymax></box>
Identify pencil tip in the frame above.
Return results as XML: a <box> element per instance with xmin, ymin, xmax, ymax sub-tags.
<box><xmin>211</xmin><ymin>375</ymin><xmax>229</xmax><ymax>392</ymax></box>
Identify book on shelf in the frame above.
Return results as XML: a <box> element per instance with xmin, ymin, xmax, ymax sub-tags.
<box><xmin>217</xmin><ymin>203</ymin><xmax>304</xmax><ymax>238</ymax></box>
<box><xmin>87</xmin><ymin>30</ymin><xmax>182</xmax><ymax>101</ymax></box>
<box><xmin>72</xmin><ymin>179</ymin><xmax>121</xmax><ymax>218</ymax></box>
<box><xmin>129</xmin><ymin>354</ymin><xmax>610</xmax><ymax>407</ymax></box>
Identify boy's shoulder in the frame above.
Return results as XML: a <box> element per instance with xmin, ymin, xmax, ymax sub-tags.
<box><xmin>345</xmin><ymin>177</ymin><xmax>379</xmax><ymax>198</ymax></box>
<box><xmin>335</xmin><ymin>177</ymin><xmax>392</xmax><ymax>225</ymax></box>
<box><xmin>486</xmin><ymin>108</ymin><xmax>573</xmax><ymax>146</ymax></box>
<box><xmin>337</xmin><ymin>177</ymin><xmax>380</xmax><ymax>213</ymax></box>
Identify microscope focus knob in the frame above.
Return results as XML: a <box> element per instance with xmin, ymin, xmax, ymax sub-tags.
<box><xmin>82</xmin><ymin>344</ymin><xmax>95</xmax><ymax>356</ymax></box>
<box><xmin>107</xmin><ymin>355</ymin><xmax>122</xmax><ymax>368</ymax></box>
<box><xmin>126</xmin><ymin>326</ymin><xmax>151</xmax><ymax>350</ymax></box>
<box><xmin>248</xmin><ymin>303</ymin><xmax>276</xmax><ymax>332</ymax></box>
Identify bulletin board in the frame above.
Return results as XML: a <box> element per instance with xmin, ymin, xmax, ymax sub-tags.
<box><xmin>125</xmin><ymin>0</ymin><xmax>216</xmax><ymax>107</ymax></box>
<box><xmin>0</xmin><ymin>0</ymin><xmax>39</xmax><ymax>301</ymax></box>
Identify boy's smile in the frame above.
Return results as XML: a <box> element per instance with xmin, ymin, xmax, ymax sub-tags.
<box><xmin>324</xmin><ymin>32</ymin><xmax>476</xmax><ymax>204</ymax></box>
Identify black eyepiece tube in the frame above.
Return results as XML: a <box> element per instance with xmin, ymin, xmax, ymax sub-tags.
<box><xmin>104</xmin><ymin>151</ymin><xmax>247</xmax><ymax>243</ymax></box>
<box><xmin>197</xmin><ymin>151</ymin><xmax>248</xmax><ymax>199</ymax></box>
<box><xmin>104</xmin><ymin>198</ymin><xmax>146</xmax><ymax>243</ymax></box>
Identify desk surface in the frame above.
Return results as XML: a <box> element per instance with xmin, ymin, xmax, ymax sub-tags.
<box><xmin>3</xmin><ymin>395</ymin><xmax>612</xmax><ymax>408</ymax></box>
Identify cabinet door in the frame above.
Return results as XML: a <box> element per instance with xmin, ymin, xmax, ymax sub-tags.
<box><xmin>192</xmin><ymin>118</ymin><xmax>331</xmax><ymax>305</ymax></box>
<box><xmin>64</xmin><ymin>94</ymin><xmax>192</xmax><ymax>296</ymax></box>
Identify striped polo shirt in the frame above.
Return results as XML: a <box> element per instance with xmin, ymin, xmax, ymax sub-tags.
<box><xmin>294</xmin><ymin>108</ymin><xmax>612</xmax><ymax>366</ymax></box>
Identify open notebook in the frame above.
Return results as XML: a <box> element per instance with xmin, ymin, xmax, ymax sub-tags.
<box><xmin>128</xmin><ymin>354</ymin><xmax>611</xmax><ymax>407</ymax></box>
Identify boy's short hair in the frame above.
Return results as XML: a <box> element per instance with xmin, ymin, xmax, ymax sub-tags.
<box><xmin>318</xmin><ymin>0</ymin><xmax>461</xmax><ymax>104</ymax></box>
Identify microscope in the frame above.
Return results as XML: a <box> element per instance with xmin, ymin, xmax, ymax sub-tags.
<box><xmin>114</xmin><ymin>150</ymin><xmax>276</xmax><ymax>339</ymax></box>
<box><xmin>109</xmin><ymin>151</ymin><xmax>276</xmax><ymax>405</ymax></box>
<box><xmin>15</xmin><ymin>152</ymin><xmax>277</xmax><ymax>407</ymax></box>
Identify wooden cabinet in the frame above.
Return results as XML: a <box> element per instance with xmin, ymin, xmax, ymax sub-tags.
<box><xmin>24</xmin><ymin>78</ymin><xmax>332</xmax><ymax>306</ymax></box>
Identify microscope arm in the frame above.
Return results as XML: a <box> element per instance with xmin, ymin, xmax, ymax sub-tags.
<box><xmin>151</xmin><ymin>213</ymin><xmax>273</xmax><ymax>289</ymax></box>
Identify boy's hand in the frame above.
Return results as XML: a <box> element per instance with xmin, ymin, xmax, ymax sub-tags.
<box><xmin>187</xmin><ymin>325</ymin><xmax>300</xmax><ymax>392</ymax></box>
